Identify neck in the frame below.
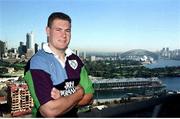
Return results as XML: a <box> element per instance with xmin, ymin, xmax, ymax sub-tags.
<box><xmin>48</xmin><ymin>44</ymin><xmax>66</xmax><ymax>61</ymax></box>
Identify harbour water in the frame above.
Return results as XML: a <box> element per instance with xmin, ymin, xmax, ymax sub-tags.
<box><xmin>144</xmin><ymin>59</ymin><xmax>180</xmax><ymax>91</ymax></box>
<box><xmin>160</xmin><ymin>77</ymin><xmax>180</xmax><ymax>91</ymax></box>
<box><xmin>144</xmin><ymin>59</ymin><xmax>180</xmax><ymax>69</ymax></box>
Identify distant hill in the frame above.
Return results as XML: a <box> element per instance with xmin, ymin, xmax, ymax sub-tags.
<box><xmin>120</xmin><ymin>49</ymin><xmax>159</xmax><ymax>60</ymax></box>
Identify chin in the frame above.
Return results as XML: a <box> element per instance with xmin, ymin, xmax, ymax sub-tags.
<box><xmin>58</xmin><ymin>47</ymin><xmax>68</xmax><ymax>51</ymax></box>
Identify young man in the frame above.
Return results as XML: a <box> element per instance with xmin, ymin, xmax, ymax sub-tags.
<box><xmin>24</xmin><ymin>12</ymin><xmax>94</xmax><ymax>117</ymax></box>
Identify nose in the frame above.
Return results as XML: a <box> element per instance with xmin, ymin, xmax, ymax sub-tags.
<box><xmin>61</xmin><ymin>31</ymin><xmax>66</xmax><ymax>38</ymax></box>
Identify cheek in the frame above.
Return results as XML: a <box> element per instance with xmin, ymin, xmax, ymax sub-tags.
<box><xmin>49</xmin><ymin>31</ymin><xmax>55</xmax><ymax>38</ymax></box>
<box><xmin>68</xmin><ymin>34</ymin><xmax>71</xmax><ymax>40</ymax></box>
<box><xmin>53</xmin><ymin>32</ymin><xmax>61</xmax><ymax>39</ymax></box>
<box><xmin>67</xmin><ymin>36</ymin><xmax>71</xmax><ymax>42</ymax></box>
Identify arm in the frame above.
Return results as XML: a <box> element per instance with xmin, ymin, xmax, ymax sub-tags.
<box><xmin>51</xmin><ymin>87</ymin><xmax>93</xmax><ymax>106</ymax></box>
<box><xmin>77</xmin><ymin>93</ymin><xmax>93</xmax><ymax>106</ymax></box>
<box><xmin>24</xmin><ymin>69</ymin><xmax>84</xmax><ymax>117</ymax></box>
<box><xmin>51</xmin><ymin>66</ymin><xmax>94</xmax><ymax>107</ymax></box>
<box><xmin>78</xmin><ymin>66</ymin><xmax>94</xmax><ymax>106</ymax></box>
<box><xmin>39</xmin><ymin>85</ymin><xmax>84</xmax><ymax>117</ymax></box>
<box><xmin>40</xmin><ymin>65</ymin><xmax>93</xmax><ymax>117</ymax></box>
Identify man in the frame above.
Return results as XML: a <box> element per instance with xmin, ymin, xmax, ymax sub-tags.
<box><xmin>24</xmin><ymin>12</ymin><xmax>94</xmax><ymax>117</ymax></box>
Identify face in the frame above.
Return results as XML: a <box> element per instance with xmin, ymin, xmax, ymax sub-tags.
<box><xmin>46</xmin><ymin>19</ymin><xmax>71</xmax><ymax>51</ymax></box>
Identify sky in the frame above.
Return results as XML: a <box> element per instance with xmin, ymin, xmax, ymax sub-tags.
<box><xmin>0</xmin><ymin>0</ymin><xmax>180</xmax><ymax>52</ymax></box>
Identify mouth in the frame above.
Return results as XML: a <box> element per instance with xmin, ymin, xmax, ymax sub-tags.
<box><xmin>57</xmin><ymin>39</ymin><xmax>66</xmax><ymax>43</ymax></box>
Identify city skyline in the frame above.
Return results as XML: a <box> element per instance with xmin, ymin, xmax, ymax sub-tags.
<box><xmin>0</xmin><ymin>0</ymin><xmax>180</xmax><ymax>52</ymax></box>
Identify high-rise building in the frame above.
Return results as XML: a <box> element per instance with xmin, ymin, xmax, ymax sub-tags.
<box><xmin>18</xmin><ymin>42</ymin><xmax>27</xmax><ymax>56</ymax></box>
<box><xmin>34</xmin><ymin>43</ymin><xmax>39</xmax><ymax>53</ymax></box>
<box><xmin>26</xmin><ymin>32</ymin><xmax>35</xmax><ymax>58</ymax></box>
<box><xmin>0</xmin><ymin>40</ymin><xmax>6</xmax><ymax>58</ymax></box>
<box><xmin>83</xmin><ymin>51</ymin><xmax>86</xmax><ymax>60</ymax></box>
<box><xmin>26</xmin><ymin>32</ymin><xmax>34</xmax><ymax>50</ymax></box>
<box><xmin>160</xmin><ymin>47</ymin><xmax>170</xmax><ymax>59</ymax></box>
<box><xmin>73</xmin><ymin>49</ymin><xmax>79</xmax><ymax>57</ymax></box>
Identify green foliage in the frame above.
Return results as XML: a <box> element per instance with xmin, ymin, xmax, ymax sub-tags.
<box><xmin>0</xmin><ymin>60</ymin><xmax>26</xmax><ymax>70</ymax></box>
<box><xmin>84</xmin><ymin>60</ymin><xmax>180</xmax><ymax>78</ymax></box>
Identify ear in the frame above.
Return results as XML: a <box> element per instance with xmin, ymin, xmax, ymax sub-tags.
<box><xmin>46</xmin><ymin>27</ymin><xmax>50</xmax><ymax>37</ymax></box>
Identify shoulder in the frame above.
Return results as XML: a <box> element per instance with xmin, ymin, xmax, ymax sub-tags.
<box><xmin>66</xmin><ymin>48</ymin><xmax>84</xmax><ymax>66</ymax></box>
<box><xmin>31</xmin><ymin>50</ymin><xmax>51</xmax><ymax>62</ymax></box>
<box><xmin>30</xmin><ymin>50</ymin><xmax>53</xmax><ymax>70</ymax></box>
<box><xmin>67</xmin><ymin>53</ymin><xmax>84</xmax><ymax>67</ymax></box>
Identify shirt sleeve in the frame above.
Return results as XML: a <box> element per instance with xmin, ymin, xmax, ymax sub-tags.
<box><xmin>30</xmin><ymin>55</ymin><xmax>51</xmax><ymax>75</ymax></box>
<box><xmin>24</xmin><ymin>70</ymin><xmax>54</xmax><ymax>107</ymax></box>
<box><xmin>79</xmin><ymin>66</ymin><xmax>94</xmax><ymax>94</ymax></box>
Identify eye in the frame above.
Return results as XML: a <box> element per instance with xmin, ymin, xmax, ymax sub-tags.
<box><xmin>66</xmin><ymin>29</ymin><xmax>71</xmax><ymax>33</ymax></box>
<box><xmin>55</xmin><ymin>28</ymin><xmax>62</xmax><ymax>31</ymax></box>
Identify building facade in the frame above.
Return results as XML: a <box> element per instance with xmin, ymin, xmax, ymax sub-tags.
<box><xmin>7</xmin><ymin>83</ymin><xmax>33</xmax><ymax>117</ymax></box>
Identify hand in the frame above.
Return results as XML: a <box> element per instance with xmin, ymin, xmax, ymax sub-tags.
<box><xmin>75</xmin><ymin>85</ymin><xmax>84</xmax><ymax>97</ymax></box>
<box><xmin>51</xmin><ymin>87</ymin><xmax>61</xmax><ymax>99</ymax></box>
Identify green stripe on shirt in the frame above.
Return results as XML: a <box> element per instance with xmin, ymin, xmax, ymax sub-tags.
<box><xmin>79</xmin><ymin>66</ymin><xmax>94</xmax><ymax>94</ymax></box>
<box><xmin>23</xmin><ymin>71</ymin><xmax>40</xmax><ymax>117</ymax></box>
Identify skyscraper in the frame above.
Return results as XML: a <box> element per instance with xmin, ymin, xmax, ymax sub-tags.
<box><xmin>0</xmin><ymin>40</ymin><xmax>7</xmax><ymax>58</ymax></box>
<box><xmin>26</xmin><ymin>32</ymin><xmax>34</xmax><ymax>50</ymax></box>
<box><xmin>83</xmin><ymin>51</ymin><xmax>86</xmax><ymax>60</ymax></box>
<box><xmin>26</xmin><ymin>32</ymin><xmax>35</xmax><ymax>58</ymax></box>
<box><xmin>18</xmin><ymin>42</ymin><xmax>27</xmax><ymax>56</ymax></box>
<box><xmin>34</xmin><ymin>43</ymin><xmax>39</xmax><ymax>53</ymax></box>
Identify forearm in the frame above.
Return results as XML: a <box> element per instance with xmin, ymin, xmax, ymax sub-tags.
<box><xmin>50</xmin><ymin>93</ymin><xmax>81</xmax><ymax>116</ymax></box>
<box><xmin>77</xmin><ymin>93</ymin><xmax>93</xmax><ymax>106</ymax></box>
<box><xmin>39</xmin><ymin>87</ymin><xmax>84</xmax><ymax>117</ymax></box>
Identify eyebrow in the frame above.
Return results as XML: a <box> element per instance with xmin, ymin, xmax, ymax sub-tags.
<box><xmin>53</xmin><ymin>27</ymin><xmax>71</xmax><ymax>31</ymax></box>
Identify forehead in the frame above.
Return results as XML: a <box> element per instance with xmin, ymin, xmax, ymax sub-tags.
<box><xmin>51</xmin><ymin>19</ymin><xmax>71</xmax><ymax>28</ymax></box>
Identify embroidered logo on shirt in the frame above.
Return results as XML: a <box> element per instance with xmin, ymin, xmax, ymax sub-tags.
<box><xmin>68</xmin><ymin>60</ymin><xmax>78</xmax><ymax>70</ymax></box>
